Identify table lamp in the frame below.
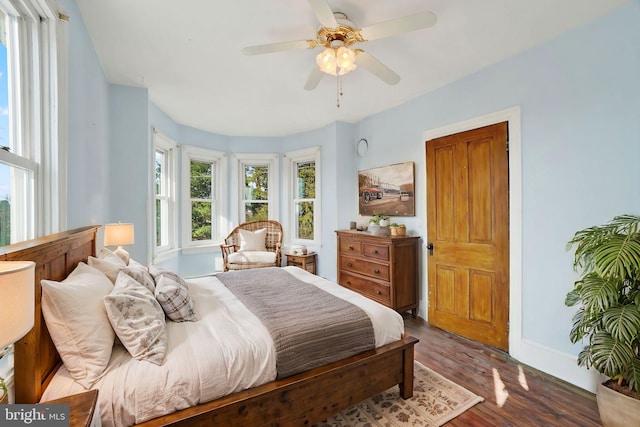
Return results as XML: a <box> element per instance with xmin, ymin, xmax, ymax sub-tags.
<box><xmin>0</xmin><ymin>261</ymin><xmax>36</xmax><ymax>350</ymax></box>
<box><xmin>104</xmin><ymin>222</ymin><xmax>135</xmax><ymax>264</ymax></box>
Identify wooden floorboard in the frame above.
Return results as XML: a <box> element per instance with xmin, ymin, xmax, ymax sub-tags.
<box><xmin>403</xmin><ymin>316</ymin><xmax>602</xmax><ymax>426</ymax></box>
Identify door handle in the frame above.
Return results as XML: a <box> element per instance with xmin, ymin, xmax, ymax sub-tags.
<box><xmin>427</xmin><ymin>242</ymin><xmax>434</xmax><ymax>256</ymax></box>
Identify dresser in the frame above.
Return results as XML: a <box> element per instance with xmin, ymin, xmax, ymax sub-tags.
<box><xmin>336</xmin><ymin>230</ymin><xmax>419</xmax><ymax>316</ymax></box>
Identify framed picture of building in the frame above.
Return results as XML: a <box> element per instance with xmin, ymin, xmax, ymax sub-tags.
<box><xmin>358</xmin><ymin>161</ymin><xmax>415</xmax><ymax>216</ymax></box>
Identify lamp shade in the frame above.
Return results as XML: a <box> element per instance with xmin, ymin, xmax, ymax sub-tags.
<box><xmin>0</xmin><ymin>261</ymin><xmax>35</xmax><ymax>349</ymax></box>
<box><xmin>104</xmin><ymin>223</ymin><xmax>135</xmax><ymax>247</ymax></box>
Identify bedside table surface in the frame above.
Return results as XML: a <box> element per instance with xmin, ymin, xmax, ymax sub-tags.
<box><xmin>42</xmin><ymin>389</ymin><xmax>98</xmax><ymax>427</ymax></box>
<box><xmin>285</xmin><ymin>252</ymin><xmax>317</xmax><ymax>274</ymax></box>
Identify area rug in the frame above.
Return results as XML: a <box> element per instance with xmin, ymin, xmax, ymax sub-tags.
<box><xmin>314</xmin><ymin>361</ymin><xmax>484</xmax><ymax>427</ymax></box>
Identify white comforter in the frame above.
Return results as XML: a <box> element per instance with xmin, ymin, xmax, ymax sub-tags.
<box><xmin>41</xmin><ymin>267</ymin><xmax>404</xmax><ymax>426</ymax></box>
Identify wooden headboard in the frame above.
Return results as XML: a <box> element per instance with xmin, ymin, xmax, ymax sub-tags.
<box><xmin>0</xmin><ymin>225</ymin><xmax>100</xmax><ymax>403</ymax></box>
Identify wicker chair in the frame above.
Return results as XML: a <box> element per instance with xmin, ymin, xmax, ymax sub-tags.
<box><xmin>220</xmin><ymin>220</ymin><xmax>283</xmax><ymax>271</ymax></box>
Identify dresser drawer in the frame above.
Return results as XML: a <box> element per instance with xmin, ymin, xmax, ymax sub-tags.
<box><xmin>339</xmin><ymin>271</ymin><xmax>391</xmax><ymax>306</ymax></box>
<box><xmin>363</xmin><ymin>243</ymin><xmax>389</xmax><ymax>261</ymax></box>
<box><xmin>339</xmin><ymin>256</ymin><xmax>390</xmax><ymax>281</ymax></box>
<box><xmin>339</xmin><ymin>239</ymin><xmax>362</xmax><ymax>256</ymax></box>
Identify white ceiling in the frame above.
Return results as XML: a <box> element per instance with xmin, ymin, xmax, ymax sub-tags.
<box><xmin>74</xmin><ymin>0</ymin><xmax>628</xmax><ymax>137</ymax></box>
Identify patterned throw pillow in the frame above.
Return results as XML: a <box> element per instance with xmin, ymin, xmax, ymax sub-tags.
<box><xmin>149</xmin><ymin>265</ymin><xmax>189</xmax><ymax>289</ymax></box>
<box><xmin>122</xmin><ymin>259</ymin><xmax>155</xmax><ymax>293</ymax></box>
<box><xmin>104</xmin><ymin>272</ymin><xmax>167</xmax><ymax>365</ymax></box>
<box><xmin>154</xmin><ymin>274</ymin><xmax>199</xmax><ymax>322</ymax></box>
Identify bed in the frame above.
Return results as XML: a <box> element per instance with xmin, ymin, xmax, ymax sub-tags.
<box><xmin>2</xmin><ymin>226</ymin><xmax>418</xmax><ymax>426</ymax></box>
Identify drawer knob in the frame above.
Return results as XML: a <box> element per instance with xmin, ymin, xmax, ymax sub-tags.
<box><xmin>374</xmin><ymin>269</ymin><xmax>380</xmax><ymax>274</ymax></box>
<box><xmin>347</xmin><ymin>262</ymin><xmax>353</xmax><ymax>267</ymax></box>
<box><xmin>346</xmin><ymin>280</ymin><xmax>351</xmax><ymax>285</ymax></box>
<box><xmin>373</xmin><ymin>249</ymin><xmax>379</xmax><ymax>254</ymax></box>
<box><xmin>348</xmin><ymin>245</ymin><xmax>354</xmax><ymax>250</ymax></box>
<box><xmin>376</xmin><ymin>290</ymin><xmax>382</xmax><ymax>295</ymax></box>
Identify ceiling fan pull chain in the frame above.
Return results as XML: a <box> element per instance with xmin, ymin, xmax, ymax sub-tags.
<box><xmin>336</xmin><ymin>75</ymin><xmax>341</xmax><ymax>108</ymax></box>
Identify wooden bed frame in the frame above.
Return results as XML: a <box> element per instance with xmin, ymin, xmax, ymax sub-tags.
<box><xmin>2</xmin><ymin>226</ymin><xmax>418</xmax><ymax>426</ymax></box>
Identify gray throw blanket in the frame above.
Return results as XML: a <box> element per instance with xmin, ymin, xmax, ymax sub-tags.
<box><xmin>216</xmin><ymin>267</ymin><xmax>375</xmax><ymax>379</ymax></box>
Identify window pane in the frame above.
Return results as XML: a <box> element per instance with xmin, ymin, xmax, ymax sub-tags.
<box><xmin>191</xmin><ymin>201</ymin><xmax>212</xmax><ymax>241</ymax></box>
<box><xmin>155</xmin><ymin>199</ymin><xmax>162</xmax><ymax>246</ymax></box>
<box><xmin>0</xmin><ymin>163</ymin><xmax>30</xmax><ymax>246</ymax></box>
<box><xmin>0</xmin><ymin>163</ymin><xmax>9</xmax><ymax>245</ymax></box>
<box><xmin>296</xmin><ymin>201</ymin><xmax>314</xmax><ymax>240</ymax></box>
<box><xmin>190</xmin><ymin>161</ymin><xmax>212</xmax><ymax>199</ymax></box>
<box><xmin>244</xmin><ymin>202</ymin><xmax>268</xmax><ymax>221</ymax></box>
<box><xmin>296</xmin><ymin>161</ymin><xmax>315</xmax><ymax>198</ymax></box>
<box><xmin>1</xmin><ymin>21</ymin><xmax>10</xmax><ymax>152</ymax></box>
<box><xmin>244</xmin><ymin>165</ymin><xmax>268</xmax><ymax>200</ymax></box>
<box><xmin>155</xmin><ymin>150</ymin><xmax>164</xmax><ymax>195</ymax></box>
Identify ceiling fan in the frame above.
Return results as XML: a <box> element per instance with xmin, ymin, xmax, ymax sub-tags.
<box><xmin>242</xmin><ymin>0</ymin><xmax>437</xmax><ymax>92</ymax></box>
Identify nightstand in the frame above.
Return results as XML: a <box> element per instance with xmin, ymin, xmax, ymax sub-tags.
<box><xmin>285</xmin><ymin>252</ymin><xmax>317</xmax><ymax>275</ymax></box>
<box><xmin>41</xmin><ymin>389</ymin><xmax>99</xmax><ymax>427</ymax></box>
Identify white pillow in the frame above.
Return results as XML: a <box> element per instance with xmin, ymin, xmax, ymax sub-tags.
<box><xmin>88</xmin><ymin>253</ymin><xmax>126</xmax><ymax>283</ymax></box>
<box><xmin>238</xmin><ymin>228</ymin><xmax>267</xmax><ymax>252</ymax></box>
<box><xmin>41</xmin><ymin>262</ymin><xmax>115</xmax><ymax>389</ymax></box>
<box><xmin>104</xmin><ymin>272</ymin><xmax>167</xmax><ymax>365</ymax></box>
<box><xmin>99</xmin><ymin>247</ymin><xmax>129</xmax><ymax>265</ymax></box>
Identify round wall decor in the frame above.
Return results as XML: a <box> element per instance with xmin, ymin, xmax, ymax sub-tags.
<box><xmin>357</xmin><ymin>138</ymin><xmax>368</xmax><ymax>157</ymax></box>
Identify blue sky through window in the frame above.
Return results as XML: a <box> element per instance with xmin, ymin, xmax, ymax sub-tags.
<box><xmin>0</xmin><ymin>40</ymin><xmax>10</xmax><ymax>200</ymax></box>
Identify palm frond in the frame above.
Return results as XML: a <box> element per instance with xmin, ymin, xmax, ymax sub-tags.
<box><xmin>591</xmin><ymin>331</ymin><xmax>635</xmax><ymax>378</ymax></box>
<box><xmin>577</xmin><ymin>346</ymin><xmax>593</xmax><ymax>368</ymax></box>
<box><xmin>570</xmin><ymin>308</ymin><xmax>589</xmax><ymax>343</ymax></box>
<box><xmin>592</xmin><ymin>234</ymin><xmax>640</xmax><ymax>280</ymax></box>
<box><xmin>565</xmin><ymin>287</ymin><xmax>581</xmax><ymax>307</ymax></box>
<box><xmin>580</xmin><ymin>273</ymin><xmax>620</xmax><ymax>313</ymax></box>
<box><xmin>568</xmin><ymin>215</ymin><xmax>640</xmax><ymax>275</ymax></box>
<box><xmin>625</xmin><ymin>357</ymin><xmax>640</xmax><ymax>394</ymax></box>
<box><xmin>602</xmin><ymin>305</ymin><xmax>640</xmax><ymax>343</ymax></box>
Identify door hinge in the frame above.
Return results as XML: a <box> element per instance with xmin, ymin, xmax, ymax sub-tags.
<box><xmin>506</xmin><ymin>140</ymin><xmax>510</xmax><ymax>152</ymax></box>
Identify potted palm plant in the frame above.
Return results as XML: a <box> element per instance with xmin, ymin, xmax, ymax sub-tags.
<box><xmin>565</xmin><ymin>214</ymin><xmax>640</xmax><ymax>426</ymax></box>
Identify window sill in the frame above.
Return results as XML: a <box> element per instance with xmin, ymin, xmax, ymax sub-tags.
<box><xmin>181</xmin><ymin>244</ymin><xmax>221</xmax><ymax>255</ymax></box>
<box><xmin>153</xmin><ymin>248</ymin><xmax>181</xmax><ymax>264</ymax></box>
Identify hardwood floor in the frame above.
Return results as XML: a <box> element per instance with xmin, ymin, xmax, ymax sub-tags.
<box><xmin>403</xmin><ymin>316</ymin><xmax>602</xmax><ymax>426</ymax></box>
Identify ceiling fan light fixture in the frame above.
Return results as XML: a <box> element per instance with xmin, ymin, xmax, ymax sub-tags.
<box><xmin>316</xmin><ymin>46</ymin><xmax>356</xmax><ymax>77</ymax></box>
<box><xmin>316</xmin><ymin>47</ymin><xmax>337</xmax><ymax>75</ymax></box>
<box><xmin>336</xmin><ymin>46</ymin><xmax>356</xmax><ymax>74</ymax></box>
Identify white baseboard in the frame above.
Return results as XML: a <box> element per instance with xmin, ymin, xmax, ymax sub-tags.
<box><xmin>512</xmin><ymin>338</ymin><xmax>602</xmax><ymax>393</ymax></box>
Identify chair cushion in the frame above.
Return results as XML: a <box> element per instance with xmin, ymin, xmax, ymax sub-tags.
<box><xmin>238</xmin><ymin>228</ymin><xmax>267</xmax><ymax>251</ymax></box>
<box><xmin>228</xmin><ymin>250</ymin><xmax>276</xmax><ymax>264</ymax></box>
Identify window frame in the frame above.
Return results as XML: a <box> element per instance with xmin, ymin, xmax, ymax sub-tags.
<box><xmin>231</xmin><ymin>152</ymin><xmax>279</xmax><ymax>225</ymax></box>
<box><xmin>152</xmin><ymin>130</ymin><xmax>178</xmax><ymax>259</ymax></box>
<box><xmin>284</xmin><ymin>146</ymin><xmax>321</xmax><ymax>245</ymax></box>
<box><xmin>0</xmin><ymin>0</ymin><xmax>65</xmax><ymax>244</ymax></box>
<box><xmin>181</xmin><ymin>145</ymin><xmax>227</xmax><ymax>248</ymax></box>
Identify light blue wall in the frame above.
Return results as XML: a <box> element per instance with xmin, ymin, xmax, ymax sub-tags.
<box><xmin>63</xmin><ymin>0</ymin><xmax>110</xmax><ymax>230</ymax></box>
<box><xmin>108</xmin><ymin>85</ymin><xmax>150</xmax><ymax>263</ymax></box>
<box><xmin>61</xmin><ymin>0</ymin><xmax>640</xmax><ymax>391</ymax></box>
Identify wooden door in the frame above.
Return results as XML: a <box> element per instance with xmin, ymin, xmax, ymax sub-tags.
<box><xmin>426</xmin><ymin>122</ymin><xmax>509</xmax><ymax>351</ymax></box>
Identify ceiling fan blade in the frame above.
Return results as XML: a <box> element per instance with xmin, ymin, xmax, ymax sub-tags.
<box><xmin>304</xmin><ymin>67</ymin><xmax>324</xmax><ymax>90</ymax></box>
<box><xmin>355</xmin><ymin>51</ymin><xmax>400</xmax><ymax>85</ymax></box>
<box><xmin>308</xmin><ymin>0</ymin><xmax>338</xmax><ymax>28</ymax></box>
<box><xmin>242</xmin><ymin>40</ymin><xmax>312</xmax><ymax>55</ymax></box>
<box><xmin>359</xmin><ymin>11</ymin><xmax>437</xmax><ymax>41</ymax></box>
